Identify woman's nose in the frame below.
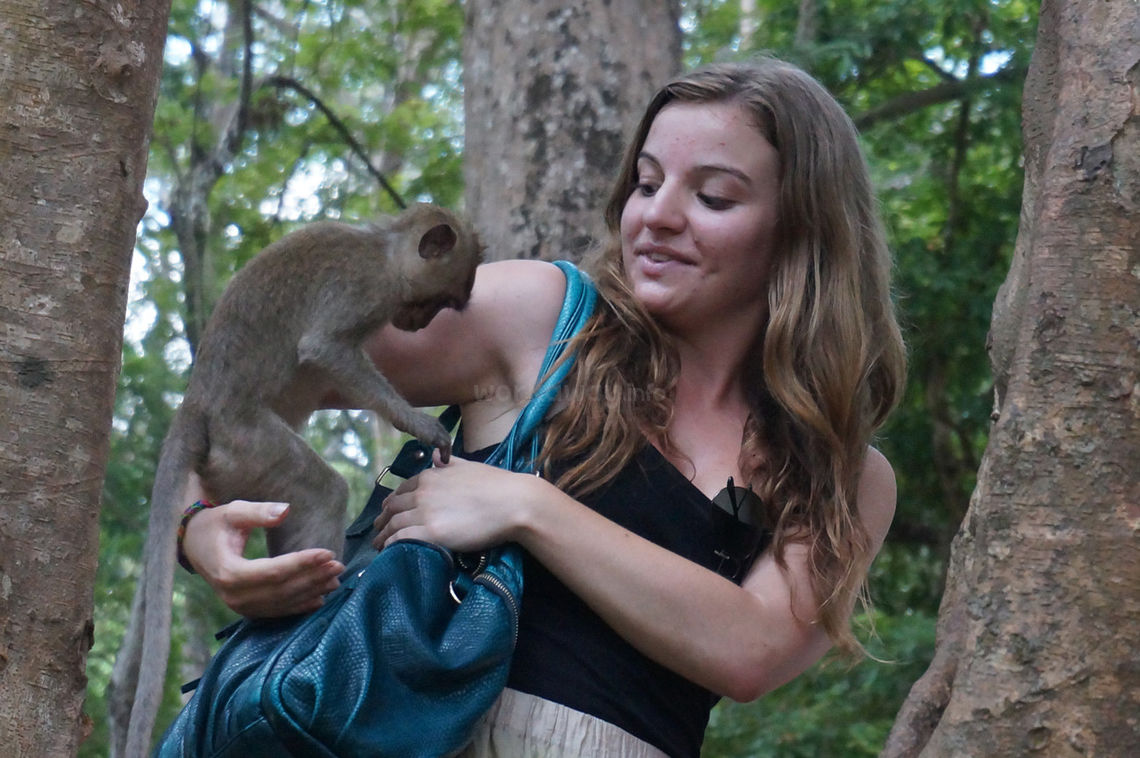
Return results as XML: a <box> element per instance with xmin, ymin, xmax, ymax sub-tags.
<box><xmin>642</xmin><ymin>183</ymin><xmax>685</xmax><ymax>233</ymax></box>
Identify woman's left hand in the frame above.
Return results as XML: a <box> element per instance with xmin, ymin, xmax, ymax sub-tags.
<box><xmin>372</xmin><ymin>449</ymin><xmax>542</xmax><ymax>551</ymax></box>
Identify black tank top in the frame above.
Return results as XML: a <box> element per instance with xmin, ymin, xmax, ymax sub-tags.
<box><xmin>463</xmin><ymin>441</ymin><xmax>768</xmax><ymax>757</ymax></box>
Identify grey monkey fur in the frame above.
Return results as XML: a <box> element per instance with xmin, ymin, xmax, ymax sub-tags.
<box><xmin>111</xmin><ymin>203</ymin><xmax>483</xmax><ymax>757</ymax></box>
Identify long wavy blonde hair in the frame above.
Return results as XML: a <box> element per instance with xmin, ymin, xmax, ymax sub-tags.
<box><xmin>537</xmin><ymin>59</ymin><xmax>906</xmax><ymax>655</ymax></box>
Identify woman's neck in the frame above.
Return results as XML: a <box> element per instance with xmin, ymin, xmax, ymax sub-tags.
<box><xmin>649</xmin><ymin>336</ymin><xmax>760</xmax><ymax>498</ymax></box>
<box><xmin>671</xmin><ymin>328</ymin><xmax>755</xmax><ymax>410</ymax></box>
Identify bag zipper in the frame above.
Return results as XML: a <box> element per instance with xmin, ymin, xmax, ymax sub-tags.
<box><xmin>473</xmin><ymin>570</ymin><xmax>520</xmax><ymax>645</ymax></box>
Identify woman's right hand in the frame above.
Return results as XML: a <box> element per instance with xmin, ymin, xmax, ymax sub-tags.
<box><xmin>181</xmin><ymin>499</ymin><xmax>345</xmax><ymax>618</ymax></box>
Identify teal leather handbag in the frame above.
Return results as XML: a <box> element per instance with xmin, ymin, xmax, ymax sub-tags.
<box><xmin>156</xmin><ymin>261</ymin><xmax>596</xmax><ymax>757</ymax></box>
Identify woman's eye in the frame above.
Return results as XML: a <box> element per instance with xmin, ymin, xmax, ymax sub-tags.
<box><xmin>698</xmin><ymin>193</ymin><xmax>734</xmax><ymax>210</ymax></box>
<box><xmin>635</xmin><ymin>182</ymin><xmax>658</xmax><ymax>196</ymax></box>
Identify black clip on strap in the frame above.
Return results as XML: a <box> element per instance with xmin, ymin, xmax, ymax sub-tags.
<box><xmin>383</xmin><ymin>405</ymin><xmax>462</xmax><ymax>481</ymax></box>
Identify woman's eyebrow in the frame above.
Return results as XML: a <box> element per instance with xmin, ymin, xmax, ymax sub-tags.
<box><xmin>694</xmin><ymin>163</ymin><xmax>753</xmax><ymax>186</ymax></box>
<box><xmin>636</xmin><ymin>151</ymin><xmax>662</xmax><ymax>170</ymax></box>
<box><xmin>637</xmin><ymin>151</ymin><xmax>753</xmax><ymax>186</ymax></box>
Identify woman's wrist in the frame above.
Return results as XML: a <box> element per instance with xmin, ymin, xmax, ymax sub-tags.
<box><xmin>509</xmin><ymin>473</ymin><xmax>564</xmax><ymax>547</ymax></box>
<box><xmin>176</xmin><ymin>499</ymin><xmax>219</xmax><ymax>574</ymax></box>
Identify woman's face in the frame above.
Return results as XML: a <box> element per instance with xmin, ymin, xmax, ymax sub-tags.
<box><xmin>620</xmin><ymin>100</ymin><xmax>780</xmax><ymax>338</ymax></box>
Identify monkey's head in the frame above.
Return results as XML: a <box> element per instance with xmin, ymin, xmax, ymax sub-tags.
<box><xmin>389</xmin><ymin>204</ymin><xmax>484</xmax><ymax>332</ymax></box>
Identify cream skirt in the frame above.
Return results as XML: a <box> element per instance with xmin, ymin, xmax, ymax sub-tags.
<box><xmin>457</xmin><ymin>688</ymin><xmax>669</xmax><ymax>758</ymax></box>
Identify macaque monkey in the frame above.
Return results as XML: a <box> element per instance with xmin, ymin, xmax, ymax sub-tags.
<box><xmin>112</xmin><ymin>203</ymin><xmax>482</xmax><ymax>757</ymax></box>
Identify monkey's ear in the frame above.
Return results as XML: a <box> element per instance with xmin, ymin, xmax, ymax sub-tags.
<box><xmin>418</xmin><ymin>223</ymin><xmax>458</xmax><ymax>259</ymax></box>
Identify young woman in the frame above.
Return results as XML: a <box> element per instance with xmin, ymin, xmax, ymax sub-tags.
<box><xmin>181</xmin><ymin>59</ymin><xmax>906</xmax><ymax>756</ymax></box>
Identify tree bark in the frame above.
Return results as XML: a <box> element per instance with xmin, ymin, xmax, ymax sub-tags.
<box><xmin>462</xmin><ymin>0</ymin><xmax>682</xmax><ymax>261</ymax></box>
<box><xmin>0</xmin><ymin>0</ymin><xmax>171</xmax><ymax>755</ymax></box>
<box><xmin>884</xmin><ymin>0</ymin><xmax>1140</xmax><ymax>755</ymax></box>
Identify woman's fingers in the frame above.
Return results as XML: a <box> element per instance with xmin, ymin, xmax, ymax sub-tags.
<box><xmin>184</xmin><ymin>500</ymin><xmax>346</xmax><ymax>618</ymax></box>
<box><xmin>369</xmin><ymin>457</ymin><xmax>535</xmax><ymax>552</ymax></box>
<box><xmin>216</xmin><ymin>548</ymin><xmax>344</xmax><ymax>618</ymax></box>
<box><xmin>372</xmin><ymin>492</ymin><xmax>419</xmax><ymax>548</ymax></box>
<box><xmin>372</xmin><ymin>467</ymin><xmax>433</xmax><ymax>539</ymax></box>
<box><xmin>383</xmin><ymin>525</ymin><xmax>432</xmax><ymax>549</ymax></box>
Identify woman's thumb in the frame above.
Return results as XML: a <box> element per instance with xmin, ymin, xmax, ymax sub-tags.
<box><xmin>223</xmin><ymin>500</ymin><xmax>290</xmax><ymax>528</ymax></box>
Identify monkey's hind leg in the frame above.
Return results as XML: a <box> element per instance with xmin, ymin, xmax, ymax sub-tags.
<box><xmin>205</xmin><ymin>409</ymin><xmax>349</xmax><ymax>557</ymax></box>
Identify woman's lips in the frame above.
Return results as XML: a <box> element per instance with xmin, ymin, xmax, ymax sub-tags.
<box><xmin>635</xmin><ymin>246</ymin><xmax>694</xmax><ymax>274</ymax></box>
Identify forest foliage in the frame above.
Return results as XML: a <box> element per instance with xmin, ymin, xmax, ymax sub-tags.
<box><xmin>88</xmin><ymin>1</ymin><xmax>1038</xmax><ymax>755</ymax></box>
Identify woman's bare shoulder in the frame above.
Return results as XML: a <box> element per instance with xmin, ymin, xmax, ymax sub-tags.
<box><xmin>858</xmin><ymin>446</ymin><xmax>897</xmax><ymax>548</ymax></box>
<box><xmin>365</xmin><ymin>259</ymin><xmax>569</xmax><ymax>407</ymax></box>
<box><xmin>474</xmin><ymin>258</ymin><xmax>569</xmax><ymax>318</ymax></box>
<box><xmin>471</xmin><ymin>258</ymin><xmax>572</xmax><ymax>389</ymax></box>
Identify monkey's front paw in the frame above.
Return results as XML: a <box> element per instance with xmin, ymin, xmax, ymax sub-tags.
<box><xmin>407</xmin><ymin>417</ymin><xmax>452</xmax><ymax>458</ymax></box>
<box><xmin>426</xmin><ymin>427</ymin><xmax>453</xmax><ymax>463</ymax></box>
<box><xmin>436</xmin><ymin>439</ymin><xmax>453</xmax><ymax>464</ymax></box>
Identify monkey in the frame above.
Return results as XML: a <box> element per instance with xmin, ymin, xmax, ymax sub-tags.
<box><xmin>110</xmin><ymin>202</ymin><xmax>483</xmax><ymax>758</ymax></box>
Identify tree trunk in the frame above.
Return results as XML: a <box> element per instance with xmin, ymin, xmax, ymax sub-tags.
<box><xmin>0</xmin><ymin>0</ymin><xmax>171</xmax><ymax>755</ymax></box>
<box><xmin>883</xmin><ymin>0</ymin><xmax>1140</xmax><ymax>755</ymax></box>
<box><xmin>462</xmin><ymin>0</ymin><xmax>682</xmax><ymax>261</ymax></box>
<box><xmin>794</xmin><ymin>0</ymin><xmax>818</xmax><ymax>49</ymax></box>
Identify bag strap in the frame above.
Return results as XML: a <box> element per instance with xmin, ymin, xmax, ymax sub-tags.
<box><xmin>470</xmin><ymin>260</ymin><xmax>595</xmax><ymax>586</ymax></box>
<box><xmin>484</xmin><ymin>260</ymin><xmax>597</xmax><ymax>473</ymax></box>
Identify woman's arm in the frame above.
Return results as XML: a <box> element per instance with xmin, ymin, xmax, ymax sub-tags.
<box><xmin>375</xmin><ymin>446</ymin><xmax>897</xmax><ymax>700</ymax></box>
<box><xmin>180</xmin><ymin>259</ymin><xmax>570</xmax><ymax>617</ymax></box>
<box><xmin>179</xmin><ymin>472</ymin><xmax>344</xmax><ymax>617</ymax></box>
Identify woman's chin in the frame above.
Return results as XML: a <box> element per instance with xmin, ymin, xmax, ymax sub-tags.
<box><xmin>630</xmin><ymin>285</ymin><xmax>684</xmax><ymax>325</ymax></box>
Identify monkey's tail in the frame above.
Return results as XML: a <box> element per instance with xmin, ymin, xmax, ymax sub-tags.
<box><xmin>110</xmin><ymin>409</ymin><xmax>200</xmax><ymax>758</ymax></box>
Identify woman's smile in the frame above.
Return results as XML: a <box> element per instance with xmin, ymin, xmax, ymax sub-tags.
<box><xmin>620</xmin><ymin>100</ymin><xmax>780</xmax><ymax>337</ymax></box>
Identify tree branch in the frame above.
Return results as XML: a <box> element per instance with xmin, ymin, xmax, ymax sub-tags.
<box><xmin>794</xmin><ymin>0</ymin><xmax>817</xmax><ymax>48</ymax></box>
<box><xmin>265</xmin><ymin>75</ymin><xmax>407</xmax><ymax>210</ymax></box>
<box><xmin>920</xmin><ymin>55</ymin><xmax>959</xmax><ymax>83</ymax></box>
<box><xmin>207</xmin><ymin>0</ymin><xmax>256</xmax><ymax>185</ymax></box>
<box><xmin>273</xmin><ymin>140</ymin><xmax>314</xmax><ymax>223</ymax></box>
<box><xmin>237</xmin><ymin>0</ymin><xmax>254</xmax><ymax>144</ymax></box>
<box><xmin>853</xmin><ymin>65</ymin><xmax>1026</xmax><ymax>130</ymax></box>
<box><xmin>251</xmin><ymin>2</ymin><xmax>296</xmax><ymax>38</ymax></box>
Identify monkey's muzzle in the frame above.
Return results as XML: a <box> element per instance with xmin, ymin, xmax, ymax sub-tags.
<box><xmin>391</xmin><ymin>296</ymin><xmax>469</xmax><ymax>331</ymax></box>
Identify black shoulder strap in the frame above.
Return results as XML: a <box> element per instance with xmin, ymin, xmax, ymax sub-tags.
<box><xmin>342</xmin><ymin>406</ymin><xmax>460</xmax><ymax>562</ymax></box>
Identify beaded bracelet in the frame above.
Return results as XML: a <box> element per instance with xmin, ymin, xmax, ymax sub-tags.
<box><xmin>176</xmin><ymin>499</ymin><xmax>218</xmax><ymax>574</ymax></box>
